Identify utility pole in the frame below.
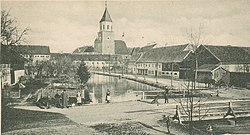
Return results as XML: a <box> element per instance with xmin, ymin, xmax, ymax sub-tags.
<box><xmin>156</xmin><ymin>62</ymin><xmax>158</xmax><ymax>83</ymax></box>
<box><xmin>171</xmin><ymin>61</ymin><xmax>173</xmax><ymax>87</ymax></box>
<box><xmin>109</xmin><ymin>54</ymin><xmax>111</xmax><ymax>74</ymax></box>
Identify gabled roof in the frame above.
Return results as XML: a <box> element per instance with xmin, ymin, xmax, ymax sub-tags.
<box><xmin>1</xmin><ymin>45</ymin><xmax>26</xmax><ymax>64</ymax></box>
<box><xmin>100</xmin><ymin>8</ymin><xmax>112</xmax><ymax>23</ymax></box>
<box><xmin>129</xmin><ymin>47</ymin><xmax>141</xmax><ymax>55</ymax></box>
<box><xmin>73</xmin><ymin>46</ymin><xmax>94</xmax><ymax>53</ymax></box>
<box><xmin>114</xmin><ymin>40</ymin><xmax>128</xmax><ymax>55</ymax></box>
<box><xmin>129</xmin><ymin>54</ymin><xmax>142</xmax><ymax>63</ymax></box>
<box><xmin>128</xmin><ymin>44</ymin><xmax>156</xmax><ymax>56</ymax></box>
<box><xmin>202</xmin><ymin>45</ymin><xmax>250</xmax><ymax>64</ymax></box>
<box><xmin>137</xmin><ymin>44</ymin><xmax>191</xmax><ymax>63</ymax></box>
<box><xmin>11</xmin><ymin>45</ymin><xmax>50</xmax><ymax>55</ymax></box>
<box><xmin>197</xmin><ymin>64</ymin><xmax>221</xmax><ymax>72</ymax></box>
<box><xmin>138</xmin><ymin>43</ymin><xmax>156</xmax><ymax>53</ymax></box>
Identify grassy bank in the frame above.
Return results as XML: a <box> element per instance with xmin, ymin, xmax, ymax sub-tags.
<box><xmin>1</xmin><ymin>106</ymin><xmax>74</xmax><ymax>132</ymax></box>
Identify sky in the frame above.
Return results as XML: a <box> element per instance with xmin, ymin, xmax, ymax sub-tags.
<box><xmin>2</xmin><ymin>0</ymin><xmax>250</xmax><ymax>53</ymax></box>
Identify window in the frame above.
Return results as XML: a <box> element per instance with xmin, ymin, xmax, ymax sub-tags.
<box><xmin>162</xmin><ymin>72</ymin><xmax>165</xmax><ymax>74</ymax></box>
<box><xmin>174</xmin><ymin>73</ymin><xmax>177</xmax><ymax>75</ymax></box>
<box><xmin>100</xmin><ymin>25</ymin><xmax>102</xmax><ymax>30</ymax></box>
<box><xmin>107</xmin><ymin>25</ymin><xmax>109</xmax><ymax>30</ymax></box>
<box><xmin>92</xmin><ymin>62</ymin><xmax>94</xmax><ymax>64</ymax></box>
<box><xmin>103</xmin><ymin>25</ymin><xmax>105</xmax><ymax>30</ymax></box>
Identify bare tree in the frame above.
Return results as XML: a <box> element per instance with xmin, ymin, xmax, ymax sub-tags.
<box><xmin>179</xmin><ymin>24</ymin><xmax>209</xmax><ymax>135</ymax></box>
<box><xmin>1</xmin><ymin>9</ymin><xmax>30</xmax><ymax>45</ymax></box>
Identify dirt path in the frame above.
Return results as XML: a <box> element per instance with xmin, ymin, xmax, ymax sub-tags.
<box><xmin>15</xmin><ymin>101</ymin><xmax>187</xmax><ymax>135</ymax></box>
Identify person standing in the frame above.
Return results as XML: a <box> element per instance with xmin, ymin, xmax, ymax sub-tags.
<box><xmin>106</xmin><ymin>89</ymin><xmax>111</xmax><ymax>103</ymax></box>
<box><xmin>61</xmin><ymin>90</ymin><xmax>68</xmax><ymax>108</ymax></box>
<box><xmin>166</xmin><ymin>115</ymin><xmax>170</xmax><ymax>134</ymax></box>
<box><xmin>76</xmin><ymin>91</ymin><xmax>82</xmax><ymax>106</ymax></box>
<box><xmin>54</xmin><ymin>90</ymin><xmax>61</xmax><ymax>108</ymax></box>
<box><xmin>164</xmin><ymin>89</ymin><xmax>169</xmax><ymax>103</ymax></box>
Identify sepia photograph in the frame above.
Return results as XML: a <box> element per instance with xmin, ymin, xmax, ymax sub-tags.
<box><xmin>1</xmin><ymin>0</ymin><xmax>250</xmax><ymax>134</ymax></box>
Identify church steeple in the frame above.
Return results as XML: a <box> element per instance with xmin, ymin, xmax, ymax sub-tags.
<box><xmin>99</xmin><ymin>1</ymin><xmax>112</xmax><ymax>23</ymax></box>
<box><xmin>94</xmin><ymin>1</ymin><xmax>115</xmax><ymax>54</ymax></box>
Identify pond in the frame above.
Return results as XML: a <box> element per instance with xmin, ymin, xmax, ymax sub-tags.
<box><xmin>44</xmin><ymin>74</ymin><xmax>162</xmax><ymax>104</ymax></box>
<box><xmin>85</xmin><ymin>74</ymin><xmax>161</xmax><ymax>103</ymax></box>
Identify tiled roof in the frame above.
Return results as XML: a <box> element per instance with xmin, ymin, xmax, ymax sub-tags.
<box><xmin>242</xmin><ymin>47</ymin><xmax>250</xmax><ymax>55</ymax></box>
<box><xmin>129</xmin><ymin>54</ymin><xmax>142</xmax><ymax>63</ymax></box>
<box><xmin>73</xmin><ymin>46</ymin><xmax>94</xmax><ymax>53</ymax></box>
<box><xmin>1</xmin><ymin>45</ymin><xmax>26</xmax><ymax>64</ymax></box>
<box><xmin>11</xmin><ymin>45</ymin><xmax>50</xmax><ymax>55</ymax></box>
<box><xmin>100</xmin><ymin>8</ymin><xmax>112</xmax><ymax>22</ymax></box>
<box><xmin>137</xmin><ymin>44</ymin><xmax>191</xmax><ymax>63</ymax></box>
<box><xmin>202</xmin><ymin>45</ymin><xmax>250</xmax><ymax>64</ymax></box>
<box><xmin>127</xmin><ymin>48</ymin><xmax>134</xmax><ymax>55</ymax></box>
<box><xmin>138</xmin><ymin>43</ymin><xmax>156</xmax><ymax>53</ymax></box>
<box><xmin>114</xmin><ymin>40</ymin><xmax>129</xmax><ymax>55</ymax></box>
<box><xmin>129</xmin><ymin>47</ymin><xmax>141</xmax><ymax>55</ymax></box>
<box><xmin>128</xmin><ymin>44</ymin><xmax>155</xmax><ymax>56</ymax></box>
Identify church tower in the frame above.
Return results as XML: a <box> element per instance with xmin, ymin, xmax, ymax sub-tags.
<box><xmin>94</xmin><ymin>2</ymin><xmax>115</xmax><ymax>54</ymax></box>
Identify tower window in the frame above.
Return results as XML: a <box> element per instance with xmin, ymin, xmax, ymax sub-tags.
<box><xmin>107</xmin><ymin>25</ymin><xmax>109</xmax><ymax>30</ymax></box>
<box><xmin>103</xmin><ymin>25</ymin><xmax>105</xmax><ymax>30</ymax></box>
<box><xmin>100</xmin><ymin>25</ymin><xmax>102</xmax><ymax>30</ymax></box>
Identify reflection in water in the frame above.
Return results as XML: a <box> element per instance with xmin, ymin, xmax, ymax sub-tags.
<box><xmin>87</xmin><ymin>74</ymin><xmax>159</xmax><ymax>103</ymax></box>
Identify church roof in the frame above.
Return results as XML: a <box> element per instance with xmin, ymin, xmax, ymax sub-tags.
<box><xmin>114</xmin><ymin>40</ymin><xmax>129</xmax><ymax>55</ymax></box>
<box><xmin>100</xmin><ymin>8</ymin><xmax>112</xmax><ymax>23</ymax></box>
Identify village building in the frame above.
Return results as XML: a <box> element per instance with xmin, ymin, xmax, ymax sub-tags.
<box><xmin>1</xmin><ymin>45</ymin><xmax>26</xmax><ymax>90</ymax></box>
<box><xmin>135</xmin><ymin>44</ymin><xmax>194</xmax><ymax>79</ymax></box>
<box><xmin>196</xmin><ymin>64</ymin><xmax>229</xmax><ymax>84</ymax></box>
<box><xmin>11</xmin><ymin>45</ymin><xmax>51</xmax><ymax>63</ymax></box>
<box><xmin>51</xmin><ymin>53</ymin><xmax>122</xmax><ymax>72</ymax></box>
<box><xmin>72</xmin><ymin>46</ymin><xmax>95</xmax><ymax>54</ymax></box>
<box><xmin>127</xmin><ymin>43</ymin><xmax>156</xmax><ymax>74</ymax></box>
<box><xmin>196</xmin><ymin>45</ymin><xmax>250</xmax><ymax>73</ymax></box>
<box><xmin>196</xmin><ymin>45</ymin><xmax>250</xmax><ymax>87</ymax></box>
